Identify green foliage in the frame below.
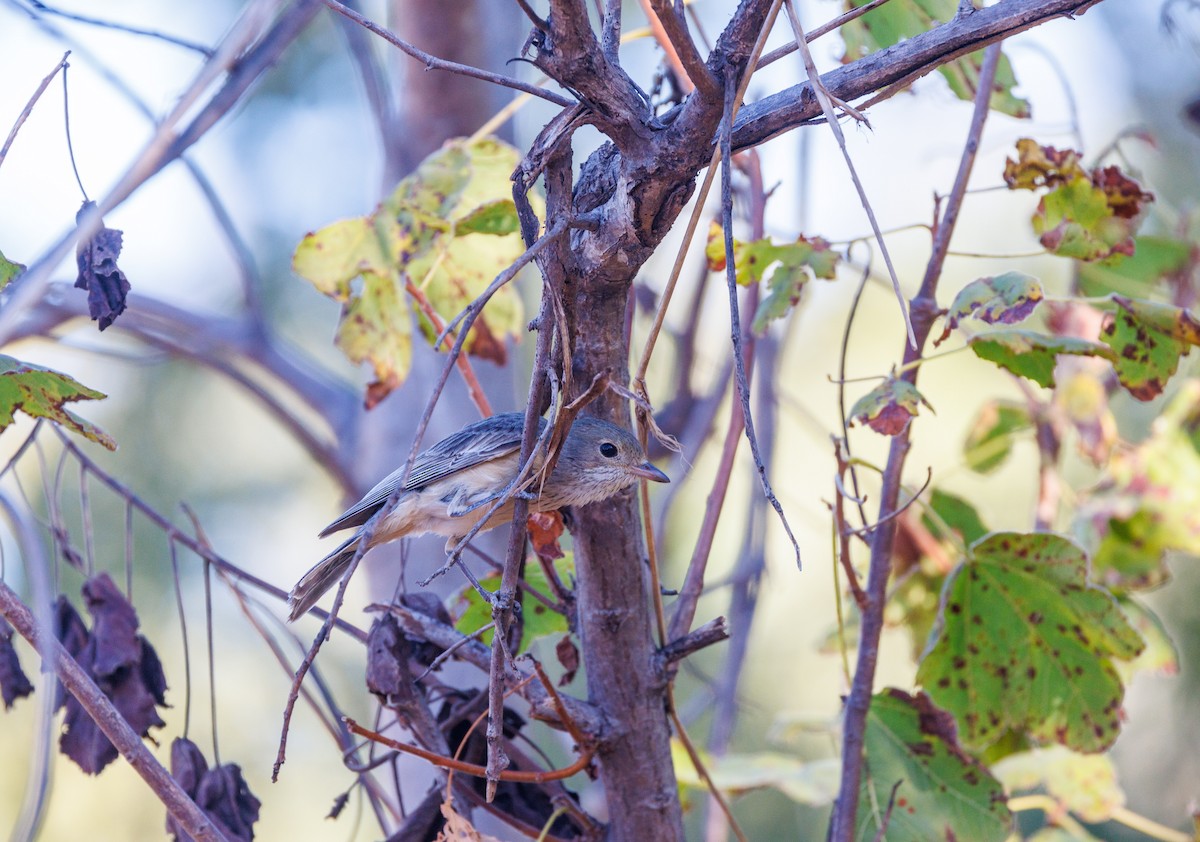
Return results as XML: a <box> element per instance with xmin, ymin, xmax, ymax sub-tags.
<box><xmin>0</xmin><ymin>354</ymin><xmax>115</xmax><ymax>450</ymax></box>
<box><xmin>671</xmin><ymin>741</ymin><xmax>840</xmax><ymax>806</ymax></box>
<box><xmin>994</xmin><ymin>747</ymin><xmax>1124</xmax><ymax>824</ymax></box>
<box><xmin>945</xmin><ymin>271</ymin><xmax>1044</xmax><ymax>335</ymax></box>
<box><xmin>1005</xmin><ymin>139</ymin><xmax>1154</xmax><ymax>262</ymax></box>
<box><xmin>704</xmin><ymin>221</ymin><xmax>839</xmax><ymax>334</ymax></box>
<box><xmin>840</xmin><ymin>0</ymin><xmax>1029</xmax><ymax>117</ymax></box>
<box><xmin>963</xmin><ymin>400</ymin><xmax>1032</xmax><ymax>473</ymax></box>
<box><xmin>1081</xmin><ymin>382</ymin><xmax>1200</xmax><ymax>589</ymax></box>
<box><xmin>857</xmin><ymin>690</ymin><xmax>1011</xmax><ymax>842</ymax></box>
<box><xmin>1100</xmin><ymin>295</ymin><xmax>1200</xmax><ymax>401</ymax></box>
<box><xmin>968</xmin><ymin>330</ymin><xmax>1115</xmax><ymax>388</ymax></box>
<box><xmin>1077</xmin><ymin>235</ymin><xmax>1192</xmax><ymax>297</ymax></box>
<box><xmin>293</xmin><ymin>137</ymin><xmax>527</xmax><ymax>407</ymax></box>
<box><xmin>450</xmin><ymin>556</ymin><xmax>572</xmax><ymax>652</ymax></box>
<box><xmin>917</xmin><ymin>533</ymin><xmax>1144</xmax><ymax>753</ymax></box>
<box><xmin>0</xmin><ymin>247</ymin><xmax>24</xmax><ymax>289</ymax></box>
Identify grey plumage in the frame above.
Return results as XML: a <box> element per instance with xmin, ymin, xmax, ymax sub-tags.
<box><xmin>287</xmin><ymin>412</ymin><xmax>667</xmax><ymax>621</ymax></box>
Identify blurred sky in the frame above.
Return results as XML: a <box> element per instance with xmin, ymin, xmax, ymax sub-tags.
<box><xmin>0</xmin><ymin>0</ymin><xmax>1197</xmax><ymax>839</ymax></box>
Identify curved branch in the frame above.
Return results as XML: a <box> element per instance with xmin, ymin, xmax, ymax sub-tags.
<box><xmin>733</xmin><ymin>0</ymin><xmax>1101</xmax><ymax>150</ymax></box>
<box><xmin>0</xmin><ymin>581</ymin><xmax>231</xmax><ymax>842</ymax></box>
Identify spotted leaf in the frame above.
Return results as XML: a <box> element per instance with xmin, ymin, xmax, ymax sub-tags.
<box><xmin>917</xmin><ymin>532</ymin><xmax>1144</xmax><ymax>752</ymax></box>
<box><xmin>857</xmin><ymin>689</ymin><xmax>1011</xmax><ymax>842</ymax></box>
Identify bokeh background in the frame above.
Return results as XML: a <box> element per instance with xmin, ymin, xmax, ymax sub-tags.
<box><xmin>0</xmin><ymin>0</ymin><xmax>1197</xmax><ymax>839</ymax></box>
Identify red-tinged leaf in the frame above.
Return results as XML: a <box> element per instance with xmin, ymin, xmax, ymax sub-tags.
<box><xmin>527</xmin><ymin>511</ymin><xmax>565</xmax><ymax>563</ymax></box>
<box><xmin>849</xmin><ymin>377</ymin><xmax>932</xmax><ymax>436</ymax></box>
<box><xmin>555</xmin><ymin>635</ymin><xmax>579</xmax><ymax>686</ymax></box>
<box><xmin>944</xmin><ymin>272</ymin><xmax>1043</xmax><ymax>341</ymax></box>
<box><xmin>74</xmin><ymin>201</ymin><xmax>132</xmax><ymax>331</ymax></box>
<box><xmin>1098</xmin><ymin>296</ymin><xmax>1200</xmax><ymax>401</ymax></box>
<box><xmin>1004</xmin><ymin>139</ymin><xmax>1087</xmax><ymax>190</ymax></box>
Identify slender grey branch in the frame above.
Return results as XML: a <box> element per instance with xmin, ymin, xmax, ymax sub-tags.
<box><xmin>647</xmin><ymin>0</ymin><xmax>721</xmax><ymax>97</ymax></box>
<box><xmin>828</xmin><ymin>42</ymin><xmax>1003</xmax><ymax>842</ymax></box>
<box><xmin>0</xmin><ymin>581</ymin><xmax>231</xmax><ymax>842</ymax></box>
<box><xmin>322</xmin><ymin>0</ymin><xmax>575</xmax><ymax>107</ymax></box>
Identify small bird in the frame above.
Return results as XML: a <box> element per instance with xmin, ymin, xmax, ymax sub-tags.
<box><xmin>287</xmin><ymin>411</ymin><xmax>668</xmax><ymax>621</ymax></box>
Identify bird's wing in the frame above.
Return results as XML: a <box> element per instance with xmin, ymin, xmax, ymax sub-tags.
<box><xmin>318</xmin><ymin>412</ymin><xmax>542</xmax><ymax>537</ymax></box>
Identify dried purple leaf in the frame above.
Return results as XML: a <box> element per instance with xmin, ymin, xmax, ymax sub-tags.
<box><xmin>0</xmin><ymin>617</ymin><xmax>34</xmax><ymax>709</ymax></box>
<box><xmin>75</xmin><ymin>201</ymin><xmax>132</xmax><ymax>330</ymax></box>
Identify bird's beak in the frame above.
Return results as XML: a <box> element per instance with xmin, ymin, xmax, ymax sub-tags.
<box><xmin>629</xmin><ymin>461</ymin><xmax>670</xmax><ymax>483</ymax></box>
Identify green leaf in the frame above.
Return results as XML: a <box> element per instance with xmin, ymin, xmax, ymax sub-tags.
<box><xmin>849</xmin><ymin>377</ymin><xmax>932</xmax><ymax>436</ymax></box>
<box><xmin>293</xmin><ymin>137</ymin><xmax>528</xmax><ymax>405</ymax></box>
<box><xmin>994</xmin><ymin>746</ymin><xmax>1124</xmax><ymax>824</ymax></box>
<box><xmin>1078</xmin><ymin>235</ymin><xmax>1192</xmax><ymax>297</ymax></box>
<box><xmin>0</xmin><ymin>248</ymin><xmax>24</xmax><ymax>290</ymax></box>
<box><xmin>963</xmin><ymin>400</ymin><xmax>1032</xmax><ymax>474</ymax></box>
<box><xmin>1081</xmin><ymin>381</ymin><xmax>1200</xmax><ymax>588</ymax></box>
<box><xmin>1098</xmin><ymin>295</ymin><xmax>1200</xmax><ymax>401</ymax></box>
<box><xmin>450</xmin><ymin>556</ymin><xmax>571</xmax><ymax>653</ymax></box>
<box><xmin>924</xmin><ymin>489</ymin><xmax>989</xmax><ymax>546</ymax></box>
<box><xmin>841</xmin><ymin>0</ymin><xmax>1028</xmax><ymax>117</ymax></box>
<box><xmin>1034</xmin><ymin>177</ymin><xmax>1136</xmax><ymax>262</ymax></box>
<box><xmin>969</xmin><ymin>330</ymin><xmax>1115</xmax><ymax>388</ymax></box>
<box><xmin>946</xmin><ymin>271</ymin><xmax>1043</xmax><ymax>333</ymax></box>
<box><xmin>454</xmin><ymin>198</ymin><xmax>521</xmax><ymax>236</ymax></box>
<box><xmin>1114</xmin><ymin>599</ymin><xmax>1178</xmax><ymax>682</ymax></box>
<box><xmin>917</xmin><ymin>532</ymin><xmax>1144</xmax><ymax>752</ymax></box>
<box><xmin>671</xmin><ymin>742</ymin><xmax>840</xmax><ymax>805</ymax></box>
<box><xmin>705</xmin><ymin>222</ymin><xmax>838</xmax><ymax>333</ymax></box>
<box><xmin>857</xmin><ymin>690</ymin><xmax>1012</xmax><ymax>842</ymax></box>
<box><xmin>0</xmin><ymin>355</ymin><xmax>115</xmax><ymax>450</ymax></box>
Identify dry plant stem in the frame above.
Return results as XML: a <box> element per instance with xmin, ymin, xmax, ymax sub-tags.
<box><xmin>484</xmin><ymin>292</ymin><xmax>556</xmax><ymax>801</ymax></box>
<box><xmin>642</xmin><ymin>0</ymin><xmax>721</xmax><ymax>96</ymax></box>
<box><xmin>49</xmin><ymin>429</ymin><xmax>366</xmax><ymax>641</ymax></box>
<box><xmin>783</xmin><ymin>0</ymin><xmax>915</xmax><ymax>348</ymax></box>
<box><xmin>716</xmin><ymin>60</ymin><xmax>802</xmax><ymax>572</ymax></box>
<box><xmin>0</xmin><ymin>581</ymin><xmax>231</xmax><ymax>842</ymax></box>
<box><xmin>273</xmin><ymin>537</ymin><xmax>368</xmax><ymax>780</ymax></box>
<box><xmin>404</xmin><ymin>279</ymin><xmax>493</xmax><ymax>417</ymax></box>
<box><xmin>733</xmin><ymin>0</ymin><xmax>1103</xmax><ymax>151</ymax></box>
<box><xmin>0</xmin><ymin>0</ymin><xmax>313</xmax><ymax>342</ymax></box>
<box><xmin>22</xmin><ymin>1</ymin><xmax>214</xmax><ymax>55</ymax></box>
<box><xmin>828</xmin><ymin>42</ymin><xmax>1002</xmax><ymax>842</ymax></box>
<box><xmin>758</xmin><ymin>0</ymin><xmax>894</xmax><ymax>68</ymax></box>
<box><xmin>321</xmin><ymin>0</ymin><xmax>574</xmax><ymax>107</ymax></box>
<box><xmin>0</xmin><ymin>50</ymin><xmax>69</xmax><ymax>170</ymax></box>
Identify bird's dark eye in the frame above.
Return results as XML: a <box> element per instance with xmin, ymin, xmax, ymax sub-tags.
<box><xmin>599</xmin><ymin>442</ymin><xmax>618</xmax><ymax>458</ymax></box>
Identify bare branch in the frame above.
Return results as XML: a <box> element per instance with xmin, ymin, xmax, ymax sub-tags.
<box><xmin>322</xmin><ymin>0</ymin><xmax>574</xmax><ymax>107</ymax></box>
<box><xmin>0</xmin><ymin>581</ymin><xmax>231</xmax><ymax>842</ymax></box>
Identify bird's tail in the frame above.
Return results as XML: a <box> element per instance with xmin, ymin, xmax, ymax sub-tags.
<box><xmin>287</xmin><ymin>535</ymin><xmax>361</xmax><ymax>622</ymax></box>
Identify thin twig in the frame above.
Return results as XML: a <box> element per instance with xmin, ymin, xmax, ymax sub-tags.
<box><xmin>828</xmin><ymin>42</ymin><xmax>1003</xmax><ymax>842</ymax></box>
<box><xmin>783</xmin><ymin>0</ymin><xmax>914</xmax><ymax>348</ymax></box>
<box><xmin>757</xmin><ymin>0</ymin><xmax>895</xmax><ymax>68</ymax></box>
<box><xmin>0</xmin><ymin>50</ymin><xmax>69</xmax><ymax>172</ymax></box>
<box><xmin>321</xmin><ymin>0</ymin><xmax>575</xmax><ymax>107</ymax></box>
<box><xmin>23</xmin><ymin>0</ymin><xmax>215</xmax><ymax>55</ymax></box>
<box><xmin>0</xmin><ymin>581</ymin><xmax>231</xmax><ymax>842</ymax></box>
